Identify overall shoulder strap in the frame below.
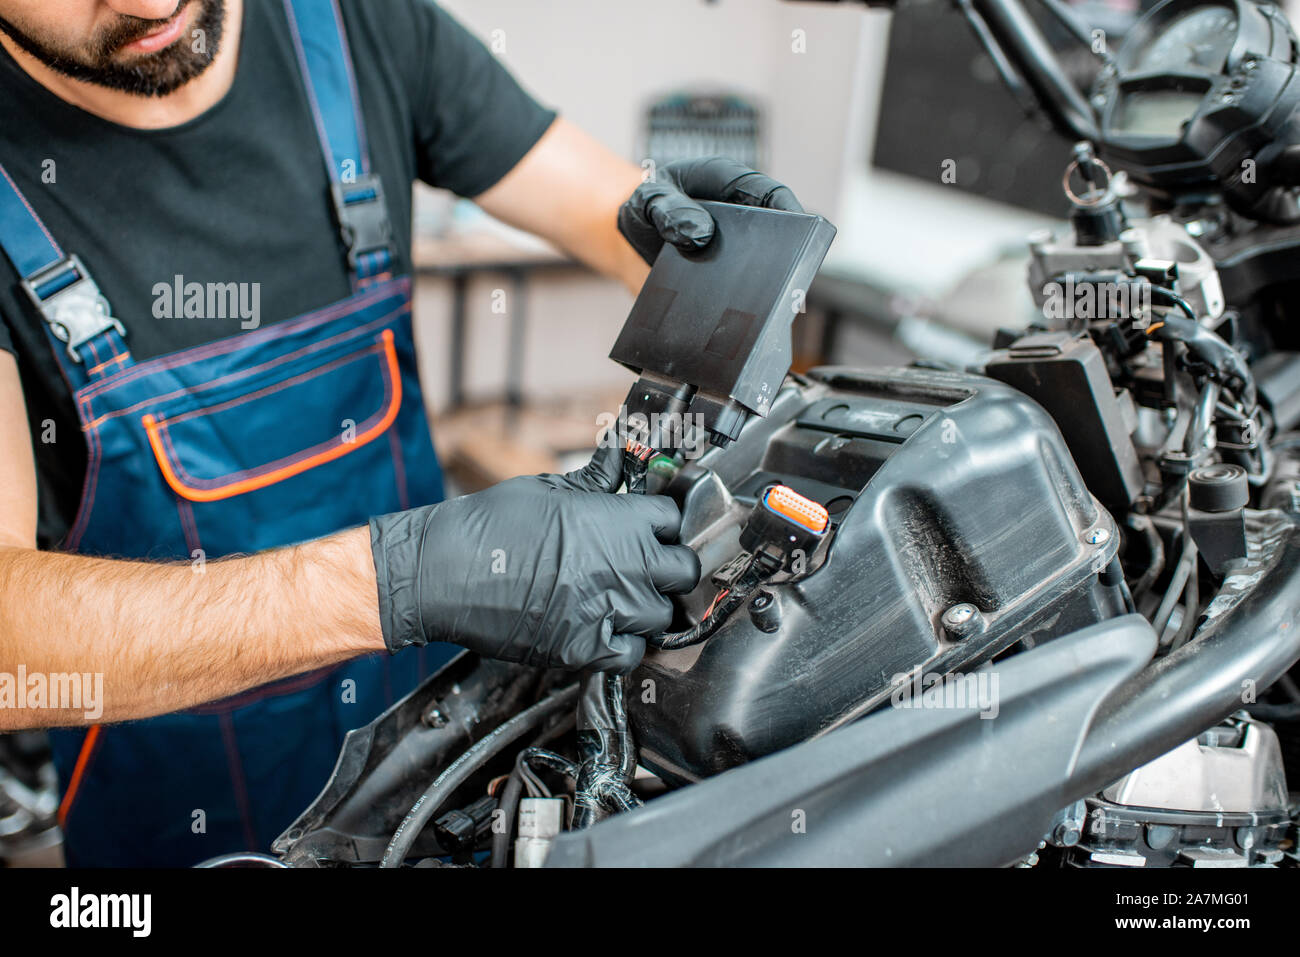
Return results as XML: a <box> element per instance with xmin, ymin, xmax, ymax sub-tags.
<box><xmin>0</xmin><ymin>162</ymin><xmax>132</xmax><ymax>385</ymax></box>
<box><xmin>0</xmin><ymin>1</ymin><xmax>393</xmax><ymax>389</ymax></box>
<box><xmin>282</xmin><ymin>0</ymin><xmax>395</xmax><ymax>284</ymax></box>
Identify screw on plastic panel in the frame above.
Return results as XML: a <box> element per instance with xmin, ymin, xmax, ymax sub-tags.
<box><xmin>941</xmin><ymin>603</ymin><xmax>984</xmax><ymax>640</ymax></box>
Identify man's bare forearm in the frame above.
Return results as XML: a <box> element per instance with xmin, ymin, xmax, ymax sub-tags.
<box><xmin>0</xmin><ymin>526</ymin><xmax>383</xmax><ymax>729</ymax></box>
<box><xmin>473</xmin><ymin>118</ymin><xmax>651</xmax><ymax>292</ymax></box>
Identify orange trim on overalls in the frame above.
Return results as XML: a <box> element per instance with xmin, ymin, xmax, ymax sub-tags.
<box><xmin>57</xmin><ymin>724</ymin><xmax>102</xmax><ymax>828</ymax></box>
<box><xmin>141</xmin><ymin>329</ymin><xmax>402</xmax><ymax>503</ymax></box>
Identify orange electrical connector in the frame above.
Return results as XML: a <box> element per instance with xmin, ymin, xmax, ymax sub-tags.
<box><xmin>763</xmin><ymin>485</ymin><xmax>829</xmax><ymax>534</ymax></box>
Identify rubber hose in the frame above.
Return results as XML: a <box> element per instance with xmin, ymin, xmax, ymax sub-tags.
<box><xmin>488</xmin><ymin>717</ymin><xmax>576</xmax><ymax>869</ymax></box>
<box><xmin>381</xmin><ymin>683</ymin><xmax>579</xmax><ymax>868</ymax></box>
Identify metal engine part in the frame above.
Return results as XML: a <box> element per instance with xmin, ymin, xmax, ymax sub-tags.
<box><xmin>1057</xmin><ymin>714</ymin><xmax>1293</xmax><ymax>867</ymax></box>
<box><xmin>0</xmin><ymin>732</ymin><xmax>60</xmax><ymax>866</ymax></box>
<box><xmin>1027</xmin><ymin>214</ymin><xmax>1225</xmax><ymax>322</ymax></box>
<box><xmin>514</xmin><ymin>798</ymin><xmax>564</xmax><ymax>868</ymax></box>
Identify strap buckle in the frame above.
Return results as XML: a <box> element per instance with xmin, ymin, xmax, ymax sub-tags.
<box><xmin>20</xmin><ymin>255</ymin><xmax>126</xmax><ymax>363</ymax></box>
<box><xmin>330</xmin><ymin>173</ymin><xmax>394</xmax><ymax>271</ymax></box>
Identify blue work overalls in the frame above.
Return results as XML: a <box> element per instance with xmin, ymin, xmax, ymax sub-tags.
<box><xmin>0</xmin><ymin>0</ymin><xmax>454</xmax><ymax>866</ymax></box>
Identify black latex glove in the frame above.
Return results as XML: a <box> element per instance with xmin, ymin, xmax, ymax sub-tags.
<box><xmin>369</xmin><ymin>444</ymin><xmax>701</xmax><ymax>673</ymax></box>
<box><xmin>618</xmin><ymin>156</ymin><xmax>805</xmax><ymax>266</ymax></box>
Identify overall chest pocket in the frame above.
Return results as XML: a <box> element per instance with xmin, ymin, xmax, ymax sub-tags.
<box><xmin>137</xmin><ymin>328</ymin><xmax>409</xmax><ymax>555</ymax></box>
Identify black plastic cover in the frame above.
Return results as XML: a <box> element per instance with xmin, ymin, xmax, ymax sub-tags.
<box><xmin>632</xmin><ymin>366</ymin><xmax>1127</xmax><ymax>782</ymax></box>
<box><xmin>984</xmin><ymin>332</ymin><xmax>1144</xmax><ymax>511</ymax></box>
<box><xmin>547</xmin><ymin>615</ymin><xmax>1157</xmax><ymax>867</ymax></box>
<box><xmin>609</xmin><ymin>201</ymin><xmax>836</xmax><ymax>438</ymax></box>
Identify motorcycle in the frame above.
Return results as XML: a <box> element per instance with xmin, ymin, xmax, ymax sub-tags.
<box><xmin>251</xmin><ymin>0</ymin><xmax>1300</xmax><ymax>869</ymax></box>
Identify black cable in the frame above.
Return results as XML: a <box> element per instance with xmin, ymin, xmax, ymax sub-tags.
<box><xmin>381</xmin><ymin>683</ymin><xmax>579</xmax><ymax>868</ymax></box>
<box><xmin>1147</xmin><ymin>302</ymin><xmax>1256</xmax><ymax>409</ymax></box>
<box><xmin>623</xmin><ymin>454</ymin><xmax>648</xmax><ymax>495</ymax></box>
<box><xmin>486</xmin><ymin>717</ymin><xmax>572</xmax><ymax>868</ymax></box>
<box><xmin>572</xmin><ymin>672</ymin><xmax>641</xmax><ymax>829</ymax></box>
<box><xmin>647</xmin><ymin>583</ymin><xmax>756</xmax><ymax>650</ymax></box>
<box><xmin>1153</xmin><ymin>532</ymin><xmax>1196</xmax><ymax>643</ymax></box>
<box><xmin>1243</xmin><ymin>671</ymin><xmax>1300</xmax><ymax>720</ymax></box>
<box><xmin>956</xmin><ymin>0</ymin><xmax>1036</xmax><ymax>116</ymax></box>
<box><xmin>1125</xmin><ymin>514</ymin><xmax>1165</xmax><ymax>602</ymax></box>
<box><xmin>1183</xmin><ymin>382</ymin><xmax>1221</xmax><ymax>456</ymax></box>
<box><xmin>521</xmin><ymin>747</ymin><xmax>580</xmax><ymax>780</ymax></box>
<box><xmin>1037</xmin><ymin>0</ymin><xmax>1112</xmax><ymax>65</ymax></box>
<box><xmin>1118</xmin><ymin>576</ymin><xmax>1137</xmax><ymax>615</ymax></box>
<box><xmin>603</xmin><ymin>786</ymin><xmax>642</xmax><ymax>814</ymax></box>
<box><xmin>1277</xmin><ymin>674</ymin><xmax>1300</xmax><ymax>703</ymax></box>
<box><xmin>1169</xmin><ymin>550</ymin><xmax>1200</xmax><ymax>652</ymax></box>
<box><xmin>1245</xmin><ymin>701</ymin><xmax>1300</xmax><ymax>721</ymax></box>
<box><xmin>488</xmin><ymin>736</ymin><xmax>578</xmax><ymax>869</ymax></box>
<box><xmin>568</xmin><ymin>452</ymin><xmax>656</xmax><ymax>829</ymax></box>
<box><xmin>489</xmin><ymin>767</ymin><xmax>527</xmax><ymax>869</ymax></box>
<box><xmin>519</xmin><ymin>761</ymin><xmax>547</xmax><ymax>798</ymax></box>
<box><xmin>646</xmin><ymin>551</ymin><xmax>778</xmax><ymax>651</ymax></box>
<box><xmin>1148</xmin><ymin>286</ymin><xmax>1197</xmax><ymax>321</ymax></box>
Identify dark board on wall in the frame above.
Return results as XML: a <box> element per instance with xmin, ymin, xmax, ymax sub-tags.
<box><xmin>872</xmin><ymin>0</ymin><xmax>1143</xmax><ymax>216</ymax></box>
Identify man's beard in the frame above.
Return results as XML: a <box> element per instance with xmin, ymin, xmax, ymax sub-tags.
<box><xmin>0</xmin><ymin>0</ymin><xmax>226</xmax><ymax>98</ymax></box>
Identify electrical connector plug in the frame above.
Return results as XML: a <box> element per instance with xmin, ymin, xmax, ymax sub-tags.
<box><xmin>739</xmin><ymin>484</ymin><xmax>830</xmax><ymax>572</ymax></box>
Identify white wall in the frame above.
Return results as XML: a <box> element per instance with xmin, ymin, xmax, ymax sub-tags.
<box><xmin>437</xmin><ymin>0</ymin><xmax>875</xmax><ymax>217</ymax></box>
<box><xmin>414</xmin><ymin>1</ymin><xmax>1069</xmax><ymax>412</ymax></box>
<box><xmin>416</xmin><ymin>0</ymin><xmax>883</xmax><ymax>413</ymax></box>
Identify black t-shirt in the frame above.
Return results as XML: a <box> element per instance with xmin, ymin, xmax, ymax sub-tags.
<box><xmin>0</xmin><ymin>0</ymin><xmax>556</xmax><ymax>548</ymax></box>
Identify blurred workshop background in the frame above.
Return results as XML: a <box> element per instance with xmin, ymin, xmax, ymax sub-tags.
<box><xmin>410</xmin><ymin>0</ymin><xmax>1163</xmax><ymax>492</ymax></box>
<box><xmin>6</xmin><ymin>0</ymin><xmax>1296</xmax><ymax>867</ymax></box>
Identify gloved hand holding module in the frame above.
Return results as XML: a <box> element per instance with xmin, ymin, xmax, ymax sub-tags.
<box><xmin>617</xmin><ymin>156</ymin><xmax>805</xmax><ymax>265</ymax></box>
